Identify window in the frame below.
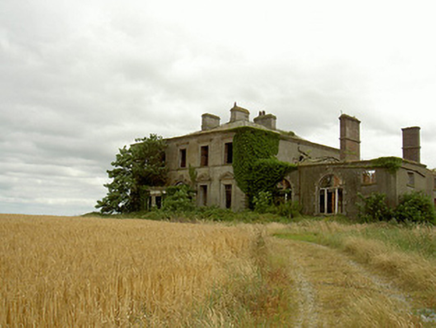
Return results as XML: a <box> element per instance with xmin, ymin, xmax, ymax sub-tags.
<box><xmin>155</xmin><ymin>196</ymin><xmax>162</xmax><ymax>209</ymax></box>
<box><xmin>407</xmin><ymin>172</ymin><xmax>415</xmax><ymax>186</ymax></box>
<box><xmin>362</xmin><ymin>170</ymin><xmax>376</xmax><ymax>184</ymax></box>
<box><xmin>224</xmin><ymin>142</ymin><xmax>233</xmax><ymax>164</ymax></box>
<box><xmin>200</xmin><ymin>146</ymin><xmax>209</xmax><ymax>167</ymax></box>
<box><xmin>319</xmin><ymin>174</ymin><xmax>343</xmax><ymax>214</ymax></box>
<box><xmin>179</xmin><ymin>149</ymin><xmax>187</xmax><ymax>168</ymax></box>
<box><xmin>224</xmin><ymin>184</ymin><xmax>232</xmax><ymax>209</ymax></box>
<box><xmin>199</xmin><ymin>185</ymin><xmax>208</xmax><ymax>206</ymax></box>
<box><xmin>276</xmin><ymin>179</ymin><xmax>292</xmax><ymax>204</ymax></box>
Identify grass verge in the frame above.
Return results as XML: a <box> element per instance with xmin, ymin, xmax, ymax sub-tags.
<box><xmin>270</xmin><ymin>218</ymin><xmax>436</xmax><ymax>325</ymax></box>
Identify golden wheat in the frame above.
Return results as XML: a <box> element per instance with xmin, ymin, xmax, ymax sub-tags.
<box><xmin>0</xmin><ymin>214</ymin><xmax>260</xmax><ymax>327</ymax></box>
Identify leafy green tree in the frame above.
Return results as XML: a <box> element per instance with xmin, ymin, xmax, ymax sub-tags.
<box><xmin>96</xmin><ymin>134</ymin><xmax>167</xmax><ymax>214</ymax></box>
<box><xmin>162</xmin><ymin>185</ymin><xmax>196</xmax><ymax>212</ymax></box>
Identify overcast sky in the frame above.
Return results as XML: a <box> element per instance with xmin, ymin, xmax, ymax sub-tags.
<box><xmin>1</xmin><ymin>0</ymin><xmax>436</xmax><ymax>216</ymax></box>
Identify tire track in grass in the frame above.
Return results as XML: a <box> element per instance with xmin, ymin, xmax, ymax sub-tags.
<box><xmin>288</xmin><ymin>251</ymin><xmax>319</xmax><ymax>328</ymax></box>
<box><xmin>282</xmin><ymin>239</ymin><xmax>419</xmax><ymax>327</ymax></box>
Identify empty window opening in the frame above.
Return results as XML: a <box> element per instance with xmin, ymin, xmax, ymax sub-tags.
<box><xmin>224</xmin><ymin>142</ymin><xmax>233</xmax><ymax>164</ymax></box>
<box><xmin>199</xmin><ymin>185</ymin><xmax>208</xmax><ymax>207</ymax></box>
<box><xmin>179</xmin><ymin>149</ymin><xmax>187</xmax><ymax>168</ymax></box>
<box><xmin>276</xmin><ymin>179</ymin><xmax>292</xmax><ymax>204</ymax></box>
<box><xmin>362</xmin><ymin>170</ymin><xmax>376</xmax><ymax>184</ymax></box>
<box><xmin>319</xmin><ymin>175</ymin><xmax>343</xmax><ymax>215</ymax></box>
<box><xmin>155</xmin><ymin>196</ymin><xmax>162</xmax><ymax>209</ymax></box>
<box><xmin>224</xmin><ymin>184</ymin><xmax>232</xmax><ymax>209</ymax></box>
<box><xmin>201</xmin><ymin>146</ymin><xmax>209</xmax><ymax>166</ymax></box>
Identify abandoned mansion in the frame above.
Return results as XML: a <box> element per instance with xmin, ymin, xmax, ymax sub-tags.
<box><xmin>148</xmin><ymin>104</ymin><xmax>436</xmax><ymax>217</ymax></box>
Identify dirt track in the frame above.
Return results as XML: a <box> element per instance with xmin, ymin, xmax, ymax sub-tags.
<box><xmin>279</xmin><ymin>239</ymin><xmax>419</xmax><ymax>327</ymax></box>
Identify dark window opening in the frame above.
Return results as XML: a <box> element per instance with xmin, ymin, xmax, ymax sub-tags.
<box><xmin>276</xmin><ymin>179</ymin><xmax>292</xmax><ymax>204</ymax></box>
<box><xmin>319</xmin><ymin>174</ymin><xmax>343</xmax><ymax>215</ymax></box>
<box><xmin>225</xmin><ymin>184</ymin><xmax>232</xmax><ymax>209</ymax></box>
<box><xmin>155</xmin><ymin>196</ymin><xmax>162</xmax><ymax>209</ymax></box>
<box><xmin>201</xmin><ymin>146</ymin><xmax>209</xmax><ymax>166</ymax></box>
<box><xmin>180</xmin><ymin>149</ymin><xmax>187</xmax><ymax>168</ymax></box>
<box><xmin>320</xmin><ymin>188</ymin><xmax>343</xmax><ymax>214</ymax></box>
<box><xmin>199</xmin><ymin>185</ymin><xmax>208</xmax><ymax>206</ymax></box>
<box><xmin>320</xmin><ymin>189</ymin><xmax>325</xmax><ymax>213</ymax></box>
<box><xmin>224</xmin><ymin>142</ymin><xmax>233</xmax><ymax>164</ymax></box>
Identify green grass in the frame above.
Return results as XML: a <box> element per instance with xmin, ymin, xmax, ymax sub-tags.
<box><xmin>272</xmin><ymin>217</ymin><xmax>435</xmax><ymax>260</ymax></box>
<box><xmin>272</xmin><ymin>232</ymin><xmax>318</xmax><ymax>243</ymax></box>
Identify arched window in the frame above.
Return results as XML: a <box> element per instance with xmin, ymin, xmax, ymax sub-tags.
<box><xmin>319</xmin><ymin>175</ymin><xmax>343</xmax><ymax>214</ymax></box>
<box><xmin>276</xmin><ymin>179</ymin><xmax>292</xmax><ymax>204</ymax></box>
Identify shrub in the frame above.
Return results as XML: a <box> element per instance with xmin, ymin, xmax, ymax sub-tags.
<box><xmin>395</xmin><ymin>191</ymin><xmax>436</xmax><ymax>224</ymax></box>
<box><xmin>161</xmin><ymin>185</ymin><xmax>195</xmax><ymax>213</ymax></box>
<box><xmin>357</xmin><ymin>193</ymin><xmax>393</xmax><ymax>222</ymax></box>
<box><xmin>274</xmin><ymin>201</ymin><xmax>302</xmax><ymax>218</ymax></box>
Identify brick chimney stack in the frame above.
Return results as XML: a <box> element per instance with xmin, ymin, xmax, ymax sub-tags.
<box><xmin>402</xmin><ymin>126</ymin><xmax>421</xmax><ymax>163</ymax></box>
<box><xmin>339</xmin><ymin>114</ymin><xmax>360</xmax><ymax>162</ymax></box>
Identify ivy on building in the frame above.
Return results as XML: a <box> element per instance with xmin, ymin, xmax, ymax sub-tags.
<box><xmin>232</xmin><ymin>127</ymin><xmax>297</xmax><ymax>207</ymax></box>
<box><xmin>371</xmin><ymin>156</ymin><xmax>403</xmax><ymax>174</ymax></box>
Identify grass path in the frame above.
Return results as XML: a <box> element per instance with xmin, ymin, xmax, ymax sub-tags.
<box><xmin>274</xmin><ymin>238</ymin><xmax>421</xmax><ymax>327</ymax></box>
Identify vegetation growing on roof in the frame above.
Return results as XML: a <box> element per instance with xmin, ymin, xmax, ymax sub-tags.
<box><xmin>232</xmin><ymin>127</ymin><xmax>297</xmax><ymax>207</ymax></box>
<box><xmin>371</xmin><ymin>156</ymin><xmax>403</xmax><ymax>174</ymax></box>
<box><xmin>283</xmin><ymin>130</ymin><xmax>296</xmax><ymax>137</ymax></box>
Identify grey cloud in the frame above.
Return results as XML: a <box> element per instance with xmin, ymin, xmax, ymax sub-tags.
<box><xmin>1</xmin><ymin>0</ymin><xmax>436</xmax><ymax>215</ymax></box>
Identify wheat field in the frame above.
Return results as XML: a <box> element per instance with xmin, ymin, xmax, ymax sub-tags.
<box><xmin>0</xmin><ymin>214</ymin><xmax>261</xmax><ymax>327</ymax></box>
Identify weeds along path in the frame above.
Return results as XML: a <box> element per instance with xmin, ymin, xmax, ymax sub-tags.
<box><xmin>277</xmin><ymin>239</ymin><xmax>419</xmax><ymax>327</ymax></box>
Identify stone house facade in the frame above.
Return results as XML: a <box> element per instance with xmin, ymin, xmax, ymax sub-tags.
<box><xmin>149</xmin><ymin>104</ymin><xmax>436</xmax><ymax>217</ymax></box>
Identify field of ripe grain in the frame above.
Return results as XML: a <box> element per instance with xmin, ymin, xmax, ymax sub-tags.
<box><xmin>0</xmin><ymin>214</ymin><xmax>265</xmax><ymax>327</ymax></box>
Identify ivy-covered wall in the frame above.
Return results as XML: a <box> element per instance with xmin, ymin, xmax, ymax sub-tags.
<box><xmin>232</xmin><ymin>127</ymin><xmax>297</xmax><ymax>206</ymax></box>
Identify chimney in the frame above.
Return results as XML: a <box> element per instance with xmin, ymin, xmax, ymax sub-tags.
<box><xmin>402</xmin><ymin>126</ymin><xmax>420</xmax><ymax>163</ymax></box>
<box><xmin>201</xmin><ymin>113</ymin><xmax>220</xmax><ymax>131</ymax></box>
<box><xmin>339</xmin><ymin>114</ymin><xmax>360</xmax><ymax>161</ymax></box>
<box><xmin>254</xmin><ymin>112</ymin><xmax>277</xmax><ymax>130</ymax></box>
<box><xmin>230</xmin><ymin>102</ymin><xmax>250</xmax><ymax>122</ymax></box>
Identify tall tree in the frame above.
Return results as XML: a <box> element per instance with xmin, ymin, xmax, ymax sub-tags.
<box><xmin>96</xmin><ymin>134</ymin><xmax>167</xmax><ymax>214</ymax></box>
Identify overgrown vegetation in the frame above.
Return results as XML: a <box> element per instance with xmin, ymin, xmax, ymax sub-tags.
<box><xmin>232</xmin><ymin>127</ymin><xmax>297</xmax><ymax>207</ymax></box>
<box><xmin>370</xmin><ymin>156</ymin><xmax>403</xmax><ymax>174</ymax></box>
<box><xmin>395</xmin><ymin>191</ymin><xmax>436</xmax><ymax>224</ymax></box>
<box><xmin>96</xmin><ymin>134</ymin><xmax>167</xmax><ymax>214</ymax></box>
<box><xmin>357</xmin><ymin>192</ymin><xmax>393</xmax><ymax>222</ymax></box>
<box><xmin>108</xmin><ymin>185</ymin><xmax>301</xmax><ymax>223</ymax></box>
<box><xmin>358</xmin><ymin>191</ymin><xmax>436</xmax><ymax>224</ymax></box>
<box><xmin>270</xmin><ymin>218</ymin><xmax>436</xmax><ymax>324</ymax></box>
<box><xmin>253</xmin><ymin>191</ymin><xmax>302</xmax><ymax>218</ymax></box>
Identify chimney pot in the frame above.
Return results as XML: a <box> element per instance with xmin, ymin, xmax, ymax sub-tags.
<box><xmin>254</xmin><ymin>112</ymin><xmax>277</xmax><ymax>130</ymax></box>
